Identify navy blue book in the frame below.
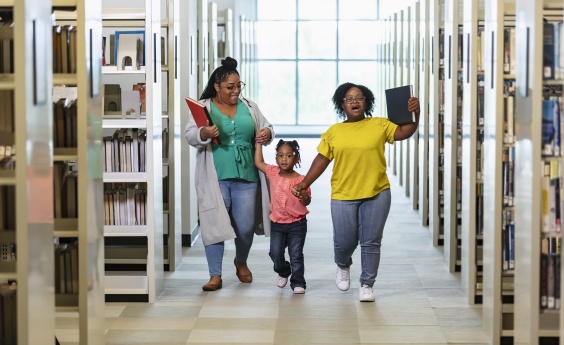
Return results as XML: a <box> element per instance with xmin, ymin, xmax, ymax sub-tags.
<box><xmin>385</xmin><ymin>85</ymin><xmax>415</xmax><ymax>125</ymax></box>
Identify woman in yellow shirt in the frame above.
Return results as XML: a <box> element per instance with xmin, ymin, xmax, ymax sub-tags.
<box><xmin>292</xmin><ymin>82</ymin><xmax>420</xmax><ymax>302</ymax></box>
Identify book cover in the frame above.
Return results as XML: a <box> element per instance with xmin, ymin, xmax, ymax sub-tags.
<box><xmin>385</xmin><ymin>85</ymin><xmax>415</xmax><ymax>125</ymax></box>
<box><xmin>185</xmin><ymin>97</ymin><xmax>221</xmax><ymax>145</ymax></box>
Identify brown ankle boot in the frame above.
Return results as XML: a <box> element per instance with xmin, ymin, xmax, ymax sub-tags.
<box><xmin>202</xmin><ymin>276</ymin><xmax>222</xmax><ymax>291</ymax></box>
<box><xmin>234</xmin><ymin>259</ymin><xmax>253</xmax><ymax>283</ymax></box>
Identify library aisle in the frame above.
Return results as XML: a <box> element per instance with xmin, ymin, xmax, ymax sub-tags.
<box><xmin>55</xmin><ymin>138</ymin><xmax>489</xmax><ymax>345</ymax></box>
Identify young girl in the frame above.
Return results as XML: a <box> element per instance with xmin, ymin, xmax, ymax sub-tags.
<box><xmin>254</xmin><ymin>139</ymin><xmax>311</xmax><ymax>294</ymax></box>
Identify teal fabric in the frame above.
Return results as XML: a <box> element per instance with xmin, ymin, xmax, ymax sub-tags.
<box><xmin>210</xmin><ymin>100</ymin><xmax>258</xmax><ymax>182</ymax></box>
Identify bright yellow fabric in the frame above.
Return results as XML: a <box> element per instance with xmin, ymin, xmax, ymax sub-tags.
<box><xmin>317</xmin><ymin>117</ymin><xmax>397</xmax><ymax>200</ymax></box>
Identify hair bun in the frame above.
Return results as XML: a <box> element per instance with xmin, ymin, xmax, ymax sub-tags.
<box><xmin>221</xmin><ymin>57</ymin><xmax>238</xmax><ymax>71</ymax></box>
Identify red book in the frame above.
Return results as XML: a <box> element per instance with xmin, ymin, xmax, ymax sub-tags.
<box><xmin>185</xmin><ymin>97</ymin><xmax>220</xmax><ymax>145</ymax></box>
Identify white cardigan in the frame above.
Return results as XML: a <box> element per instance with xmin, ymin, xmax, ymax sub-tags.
<box><xmin>184</xmin><ymin>97</ymin><xmax>274</xmax><ymax>245</ymax></box>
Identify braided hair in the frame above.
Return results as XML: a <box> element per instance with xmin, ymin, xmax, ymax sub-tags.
<box><xmin>275</xmin><ymin>139</ymin><xmax>302</xmax><ymax>168</ymax></box>
<box><xmin>200</xmin><ymin>57</ymin><xmax>240</xmax><ymax>100</ymax></box>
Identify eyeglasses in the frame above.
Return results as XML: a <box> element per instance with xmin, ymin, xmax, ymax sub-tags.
<box><xmin>343</xmin><ymin>96</ymin><xmax>366</xmax><ymax>103</ymax></box>
<box><xmin>220</xmin><ymin>82</ymin><xmax>246</xmax><ymax>92</ymax></box>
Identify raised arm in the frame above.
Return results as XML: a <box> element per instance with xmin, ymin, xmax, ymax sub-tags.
<box><xmin>291</xmin><ymin>153</ymin><xmax>331</xmax><ymax>197</ymax></box>
<box><xmin>394</xmin><ymin>97</ymin><xmax>421</xmax><ymax>141</ymax></box>
<box><xmin>254</xmin><ymin>142</ymin><xmax>268</xmax><ymax>174</ymax></box>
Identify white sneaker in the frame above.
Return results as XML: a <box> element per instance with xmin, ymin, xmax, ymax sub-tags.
<box><xmin>276</xmin><ymin>275</ymin><xmax>288</xmax><ymax>288</ymax></box>
<box><xmin>293</xmin><ymin>286</ymin><xmax>305</xmax><ymax>294</ymax></box>
<box><xmin>335</xmin><ymin>266</ymin><xmax>350</xmax><ymax>291</ymax></box>
<box><xmin>359</xmin><ymin>284</ymin><xmax>375</xmax><ymax>302</ymax></box>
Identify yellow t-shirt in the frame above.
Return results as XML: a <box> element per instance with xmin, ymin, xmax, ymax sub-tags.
<box><xmin>318</xmin><ymin>117</ymin><xmax>397</xmax><ymax>200</ymax></box>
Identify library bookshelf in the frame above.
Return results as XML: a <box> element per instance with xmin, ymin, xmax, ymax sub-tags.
<box><xmin>460</xmin><ymin>0</ymin><xmax>485</xmax><ymax>306</ymax></box>
<box><xmin>1</xmin><ymin>1</ymin><xmax>55</xmax><ymax>343</ymax></box>
<box><xmin>443</xmin><ymin>0</ymin><xmax>463</xmax><ymax>273</ymax></box>
<box><xmin>478</xmin><ymin>1</ymin><xmax>516</xmax><ymax>344</ymax></box>
<box><xmin>418</xmin><ymin>0</ymin><xmax>431</xmax><ymax>227</ymax></box>
<box><xmin>513</xmin><ymin>0</ymin><xmax>563</xmax><ymax>343</ymax></box>
<box><xmin>51</xmin><ymin>0</ymin><xmax>106</xmax><ymax>343</ymax></box>
<box><xmin>101</xmin><ymin>0</ymin><xmax>163</xmax><ymax>303</ymax></box>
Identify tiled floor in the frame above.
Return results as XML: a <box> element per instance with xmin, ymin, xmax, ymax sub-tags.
<box><xmin>56</xmin><ymin>138</ymin><xmax>489</xmax><ymax>344</ymax></box>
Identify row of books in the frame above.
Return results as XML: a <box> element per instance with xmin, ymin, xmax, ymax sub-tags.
<box><xmin>503</xmin><ymin>28</ymin><xmax>516</xmax><ymax>76</ymax></box>
<box><xmin>541</xmin><ymin>160</ymin><xmax>562</xmax><ymax>235</ymax></box>
<box><xmin>54</xmin><ymin>162</ymin><xmax>78</xmax><ymax>219</ymax></box>
<box><xmin>103</xmin><ymin>183</ymin><xmax>147</xmax><ymax>226</ymax></box>
<box><xmin>541</xmin><ymin>91</ymin><xmax>562</xmax><ymax>157</ymax></box>
<box><xmin>0</xmin><ymin>24</ymin><xmax>13</xmax><ymax>74</ymax></box>
<box><xmin>0</xmin><ymin>241</ymin><xmax>15</xmax><ymax>262</ymax></box>
<box><xmin>502</xmin><ymin>146</ymin><xmax>515</xmax><ymax>208</ymax></box>
<box><xmin>502</xmin><ymin>209</ymin><xmax>515</xmax><ymax>271</ymax></box>
<box><xmin>103</xmin><ymin>129</ymin><xmax>147</xmax><ymax>173</ymax></box>
<box><xmin>53</xmin><ymin>25</ymin><xmax>77</xmax><ymax>74</ymax></box>
<box><xmin>0</xmin><ymin>90</ymin><xmax>13</xmax><ymax>133</ymax></box>
<box><xmin>163</xmin><ymin>175</ymin><xmax>169</xmax><ymax>204</ymax></box>
<box><xmin>53</xmin><ymin>98</ymin><xmax>78</xmax><ymax>149</ymax></box>
<box><xmin>504</xmin><ymin>82</ymin><xmax>516</xmax><ymax>144</ymax></box>
<box><xmin>540</xmin><ymin>236</ymin><xmax>561</xmax><ymax>310</ymax></box>
<box><xmin>476</xmin><ymin>129</ymin><xmax>484</xmax><ymax>181</ymax></box>
<box><xmin>54</xmin><ymin>241</ymin><xmax>78</xmax><ymax>295</ymax></box>
<box><xmin>476</xmin><ymin>183</ymin><xmax>484</xmax><ymax>236</ymax></box>
<box><xmin>0</xmin><ymin>186</ymin><xmax>15</xmax><ymax>231</ymax></box>
<box><xmin>0</xmin><ymin>145</ymin><xmax>15</xmax><ymax>170</ymax></box>
<box><xmin>543</xmin><ymin>21</ymin><xmax>564</xmax><ymax>81</ymax></box>
<box><xmin>162</xmin><ymin>128</ymin><xmax>169</xmax><ymax>159</ymax></box>
<box><xmin>0</xmin><ymin>281</ymin><xmax>16</xmax><ymax>345</ymax></box>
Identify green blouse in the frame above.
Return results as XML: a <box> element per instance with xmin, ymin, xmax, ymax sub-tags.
<box><xmin>209</xmin><ymin>100</ymin><xmax>258</xmax><ymax>182</ymax></box>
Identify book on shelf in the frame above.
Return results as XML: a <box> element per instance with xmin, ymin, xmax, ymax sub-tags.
<box><xmin>541</xmin><ymin>236</ymin><xmax>561</xmax><ymax>310</ymax></box>
<box><xmin>103</xmin><ymin>129</ymin><xmax>146</xmax><ymax>173</ymax></box>
<box><xmin>384</xmin><ymin>85</ymin><xmax>415</xmax><ymax>125</ymax></box>
<box><xmin>54</xmin><ymin>241</ymin><xmax>79</xmax><ymax>295</ymax></box>
<box><xmin>0</xmin><ymin>90</ymin><xmax>14</xmax><ymax>133</ymax></box>
<box><xmin>0</xmin><ymin>25</ymin><xmax>14</xmax><ymax>74</ymax></box>
<box><xmin>185</xmin><ymin>97</ymin><xmax>220</xmax><ymax>145</ymax></box>
<box><xmin>103</xmin><ymin>183</ymin><xmax>146</xmax><ymax>226</ymax></box>
<box><xmin>0</xmin><ymin>186</ymin><xmax>15</xmax><ymax>231</ymax></box>
<box><xmin>541</xmin><ymin>97</ymin><xmax>561</xmax><ymax>156</ymax></box>
<box><xmin>0</xmin><ymin>281</ymin><xmax>17</xmax><ymax>345</ymax></box>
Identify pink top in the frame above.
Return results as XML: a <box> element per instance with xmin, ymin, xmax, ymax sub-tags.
<box><xmin>265</xmin><ymin>165</ymin><xmax>310</xmax><ymax>223</ymax></box>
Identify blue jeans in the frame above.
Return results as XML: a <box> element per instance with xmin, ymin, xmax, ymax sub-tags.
<box><xmin>330</xmin><ymin>189</ymin><xmax>391</xmax><ymax>286</ymax></box>
<box><xmin>205</xmin><ymin>179</ymin><xmax>258</xmax><ymax>276</ymax></box>
<box><xmin>269</xmin><ymin>218</ymin><xmax>307</xmax><ymax>290</ymax></box>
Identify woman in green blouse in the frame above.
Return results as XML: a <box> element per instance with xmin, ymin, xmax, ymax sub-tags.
<box><xmin>185</xmin><ymin>57</ymin><xmax>274</xmax><ymax>291</ymax></box>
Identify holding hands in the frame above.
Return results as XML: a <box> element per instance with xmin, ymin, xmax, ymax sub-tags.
<box><xmin>292</xmin><ymin>182</ymin><xmax>308</xmax><ymax>199</ymax></box>
<box><xmin>255</xmin><ymin>128</ymin><xmax>272</xmax><ymax>145</ymax></box>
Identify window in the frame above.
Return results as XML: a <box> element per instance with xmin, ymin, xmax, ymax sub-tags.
<box><xmin>256</xmin><ymin>0</ymin><xmax>380</xmax><ymax>127</ymax></box>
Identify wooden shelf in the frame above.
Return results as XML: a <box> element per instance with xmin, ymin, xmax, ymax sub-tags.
<box><xmin>103</xmin><ymin>172</ymin><xmax>148</xmax><ymax>183</ymax></box>
<box><xmin>53</xmin><ymin>74</ymin><xmax>78</xmax><ymax>85</ymax></box>
<box><xmin>0</xmin><ymin>74</ymin><xmax>15</xmax><ymax>89</ymax></box>
<box><xmin>104</xmin><ymin>225</ymin><xmax>148</xmax><ymax>237</ymax></box>
<box><xmin>0</xmin><ymin>170</ymin><xmax>16</xmax><ymax>185</ymax></box>
<box><xmin>102</xmin><ymin>119</ymin><xmax>147</xmax><ymax>129</ymax></box>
